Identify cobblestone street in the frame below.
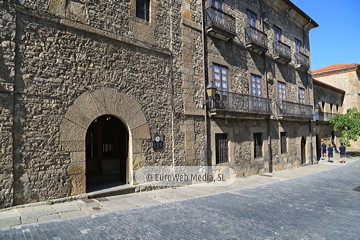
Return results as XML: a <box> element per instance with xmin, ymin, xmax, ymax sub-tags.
<box><xmin>1</xmin><ymin>159</ymin><xmax>359</xmax><ymax>239</ymax></box>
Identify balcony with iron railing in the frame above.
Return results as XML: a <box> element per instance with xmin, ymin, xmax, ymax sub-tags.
<box><xmin>205</xmin><ymin>6</ymin><xmax>236</xmax><ymax>41</ymax></box>
<box><xmin>314</xmin><ymin>112</ymin><xmax>338</xmax><ymax>122</ymax></box>
<box><xmin>273</xmin><ymin>41</ymin><xmax>291</xmax><ymax>64</ymax></box>
<box><xmin>294</xmin><ymin>51</ymin><xmax>310</xmax><ymax>71</ymax></box>
<box><xmin>245</xmin><ymin>26</ymin><xmax>268</xmax><ymax>54</ymax></box>
<box><xmin>277</xmin><ymin>101</ymin><xmax>313</xmax><ymax>120</ymax></box>
<box><xmin>209</xmin><ymin>91</ymin><xmax>272</xmax><ymax>118</ymax></box>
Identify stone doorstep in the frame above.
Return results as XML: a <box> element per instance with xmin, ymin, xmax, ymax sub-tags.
<box><xmin>86</xmin><ymin>184</ymin><xmax>136</xmax><ymax>199</ymax></box>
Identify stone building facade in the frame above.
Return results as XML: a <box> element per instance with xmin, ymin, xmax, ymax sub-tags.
<box><xmin>313</xmin><ymin>79</ymin><xmax>345</xmax><ymax>158</ymax></box>
<box><xmin>0</xmin><ymin>0</ymin><xmax>317</xmax><ymax>208</ymax></box>
<box><xmin>180</xmin><ymin>0</ymin><xmax>318</xmax><ymax>177</ymax></box>
<box><xmin>312</xmin><ymin>63</ymin><xmax>360</xmax><ymax>151</ymax></box>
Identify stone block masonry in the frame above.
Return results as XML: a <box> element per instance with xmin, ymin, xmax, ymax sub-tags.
<box><xmin>0</xmin><ymin>0</ymin><xmax>185</xmax><ymax>208</ymax></box>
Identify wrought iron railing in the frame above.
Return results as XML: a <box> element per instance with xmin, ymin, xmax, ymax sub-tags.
<box><xmin>209</xmin><ymin>91</ymin><xmax>272</xmax><ymax>114</ymax></box>
<box><xmin>273</xmin><ymin>40</ymin><xmax>291</xmax><ymax>61</ymax></box>
<box><xmin>314</xmin><ymin>112</ymin><xmax>338</xmax><ymax>121</ymax></box>
<box><xmin>245</xmin><ymin>26</ymin><xmax>268</xmax><ymax>50</ymax></box>
<box><xmin>294</xmin><ymin>52</ymin><xmax>310</xmax><ymax>69</ymax></box>
<box><xmin>277</xmin><ymin>101</ymin><xmax>313</xmax><ymax>118</ymax></box>
<box><xmin>205</xmin><ymin>6</ymin><xmax>236</xmax><ymax>36</ymax></box>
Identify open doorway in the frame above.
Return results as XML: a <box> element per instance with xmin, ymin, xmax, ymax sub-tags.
<box><xmin>86</xmin><ymin>115</ymin><xmax>128</xmax><ymax>192</ymax></box>
<box><xmin>301</xmin><ymin>136</ymin><xmax>306</xmax><ymax>165</ymax></box>
<box><xmin>316</xmin><ymin>134</ymin><xmax>321</xmax><ymax>160</ymax></box>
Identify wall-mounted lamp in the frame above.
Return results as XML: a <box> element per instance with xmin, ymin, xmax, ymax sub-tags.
<box><xmin>206</xmin><ymin>81</ymin><xmax>217</xmax><ymax>98</ymax></box>
<box><xmin>203</xmin><ymin>81</ymin><xmax>217</xmax><ymax>109</ymax></box>
<box><xmin>314</xmin><ymin>103</ymin><xmax>321</xmax><ymax>113</ymax></box>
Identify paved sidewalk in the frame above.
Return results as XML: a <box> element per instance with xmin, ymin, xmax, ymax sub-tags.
<box><xmin>0</xmin><ymin>155</ymin><xmax>358</xmax><ymax>230</ymax></box>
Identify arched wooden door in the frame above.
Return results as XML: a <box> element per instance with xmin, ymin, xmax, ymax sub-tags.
<box><xmin>86</xmin><ymin>115</ymin><xmax>128</xmax><ymax>192</ymax></box>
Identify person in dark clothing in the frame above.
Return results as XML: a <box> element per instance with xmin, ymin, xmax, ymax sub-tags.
<box><xmin>339</xmin><ymin>143</ymin><xmax>346</xmax><ymax>163</ymax></box>
<box><xmin>327</xmin><ymin>144</ymin><xmax>334</xmax><ymax>162</ymax></box>
<box><xmin>321</xmin><ymin>141</ymin><xmax>327</xmax><ymax>158</ymax></box>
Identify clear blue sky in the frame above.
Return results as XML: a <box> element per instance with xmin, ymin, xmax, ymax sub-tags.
<box><xmin>291</xmin><ymin>0</ymin><xmax>360</xmax><ymax>70</ymax></box>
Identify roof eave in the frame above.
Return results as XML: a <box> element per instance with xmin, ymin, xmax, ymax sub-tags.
<box><xmin>282</xmin><ymin>0</ymin><xmax>319</xmax><ymax>29</ymax></box>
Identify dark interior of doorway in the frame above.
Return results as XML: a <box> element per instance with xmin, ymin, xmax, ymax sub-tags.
<box><xmin>301</xmin><ymin>136</ymin><xmax>306</xmax><ymax>165</ymax></box>
<box><xmin>316</xmin><ymin>134</ymin><xmax>321</xmax><ymax>160</ymax></box>
<box><xmin>86</xmin><ymin>115</ymin><xmax>128</xmax><ymax>193</ymax></box>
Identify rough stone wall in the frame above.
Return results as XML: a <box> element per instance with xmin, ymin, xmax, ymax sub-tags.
<box><xmin>183</xmin><ymin>0</ymin><xmax>314</xmax><ymax>114</ymax></box>
<box><xmin>210</xmin><ymin>118</ymin><xmax>270</xmax><ymax>177</ymax></box>
<box><xmin>0</xmin><ymin>1</ymin><xmax>16</xmax><ymax>208</ymax></box>
<box><xmin>209</xmin><ymin>118</ymin><xmax>314</xmax><ymax>176</ymax></box>
<box><xmin>315</xmin><ymin>71</ymin><xmax>360</xmax><ymax>112</ymax></box>
<box><xmin>315</xmin><ymin>71</ymin><xmax>360</xmax><ymax>150</ymax></box>
<box><xmin>316</xmin><ymin>123</ymin><xmax>341</xmax><ymax>153</ymax></box>
<box><xmin>276</xmin><ymin>121</ymin><xmax>312</xmax><ymax>167</ymax></box>
<box><xmin>199</xmin><ymin>0</ymin><xmax>313</xmax><ymax>168</ymax></box>
<box><xmin>13</xmin><ymin>12</ymin><xmax>175</xmax><ymax>204</ymax></box>
<box><xmin>10</xmin><ymin>0</ymin><xmax>172</xmax><ymax>48</ymax></box>
<box><xmin>313</xmin><ymin>83</ymin><xmax>343</xmax><ymax>156</ymax></box>
<box><xmin>180</xmin><ymin>0</ymin><xmax>316</xmax><ymax>175</ymax></box>
<box><xmin>0</xmin><ymin>0</ymin><xmax>185</xmax><ymax>207</ymax></box>
<box><xmin>313</xmin><ymin>85</ymin><xmax>343</xmax><ymax>113</ymax></box>
<box><xmin>0</xmin><ymin>0</ymin><xmax>317</xmax><ymax>207</ymax></box>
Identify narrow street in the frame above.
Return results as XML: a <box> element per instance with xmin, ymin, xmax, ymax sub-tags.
<box><xmin>1</xmin><ymin>161</ymin><xmax>360</xmax><ymax>239</ymax></box>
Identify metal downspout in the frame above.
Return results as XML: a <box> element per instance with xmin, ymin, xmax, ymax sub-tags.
<box><xmin>260</xmin><ymin>0</ymin><xmax>272</xmax><ymax>173</ymax></box>
<box><xmin>201</xmin><ymin>0</ymin><xmax>210</xmax><ymax>170</ymax></box>
<box><xmin>303</xmin><ymin>20</ymin><xmax>314</xmax><ymax>164</ymax></box>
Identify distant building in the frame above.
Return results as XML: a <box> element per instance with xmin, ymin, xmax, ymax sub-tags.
<box><xmin>312</xmin><ymin>63</ymin><xmax>360</xmax><ymax>151</ymax></box>
<box><xmin>313</xmin><ymin>79</ymin><xmax>345</xmax><ymax>158</ymax></box>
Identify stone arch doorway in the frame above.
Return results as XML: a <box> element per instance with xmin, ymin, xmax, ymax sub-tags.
<box><xmin>86</xmin><ymin>115</ymin><xmax>128</xmax><ymax>192</ymax></box>
<box><xmin>301</xmin><ymin>136</ymin><xmax>306</xmax><ymax>165</ymax></box>
<box><xmin>60</xmin><ymin>88</ymin><xmax>151</xmax><ymax>196</ymax></box>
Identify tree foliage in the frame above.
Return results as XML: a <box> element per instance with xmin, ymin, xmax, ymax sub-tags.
<box><xmin>330</xmin><ymin>108</ymin><xmax>360</xmax><ymax>147</ymax></box>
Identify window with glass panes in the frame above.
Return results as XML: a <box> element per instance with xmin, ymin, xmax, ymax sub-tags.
<box><xmin>278</xmin><ymin>82</ymin><xmax>286</xmax><ymax>101</ymax></box>
<box><xmin>298</xmin><ymin>88</ymin><xmax>305</xmax><ymax>104</ymax></box>
<box><xmin>251</xmin><ymin>74</ymin><xmax>261</xmax><ymax>97</ymax></box>
<box><xmin>278</xmin><ymin>82</ymin><xmax>286</xmax><ymax>111</ymax></box>
<box><xmin>274</xmin><ymin>26</ymin><xmax>282</xmax><ymax>41</ymax></box>
<box><xmin>295</xmin><ymin>38</ymin><xmax>302</xmax><ymax>63</ymax></box>
<box><xmin>295</xmin><ymin>38</ymin><xmax>302</xmax><ymax>52</ymax></box>
<box><xmin>213</xmin><ymin>64</ymin><xmax>228</xmax><ymax>102</ymax></box>
<box><xmin>211</xmin><ymin>0</ymin><xmax>224</xmax><ymax>9</ymax></box>
<box><xmin>251</xmin><ymin>74</ymin><xmax>262</xmax><ymax>108</ymax></box>
<box><xmin>247</xmin><ymin>10</ymin><xmax>257</xmax><ymax>28</ymax></box>
<box><xmin>210</xmin><ymin>0</ymin><xmax>224</xmax><ymax>25</ymax></box>
<box><xmin>273</xmin><ymin>25</ymin><xmax>282</xmax><ymax>51</ymax></box>
<box><xmin>136</xmin><ymin>0</ymin><xmax>150</xmax><ymax>21</ymax></box>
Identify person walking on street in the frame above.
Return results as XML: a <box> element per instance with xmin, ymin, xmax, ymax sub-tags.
<box><xmin>321</xmin><ymin>141</ymin><xmax>327</xmax><ymax>158</ymax></box>
<box><xmin>327</xmin><ymin>144</ymin><xmax>334</xmax><ymax>163</ymax></box>
<box><xmin>339</xmin><ymin>143</ymin><xmax>346</xmax><ymax>163</ymax></box>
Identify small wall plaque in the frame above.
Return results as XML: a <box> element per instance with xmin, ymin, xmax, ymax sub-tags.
<box><xmin>153</xmin><ymin>135</ymin><xmax>164</xmax><ymax>149</ymax></box>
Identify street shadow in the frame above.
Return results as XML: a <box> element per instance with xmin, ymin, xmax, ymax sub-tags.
<box><xmin>346</xmin><ymin>151</ymin><xmax>360</xmax><ymax>157</ymax></box>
